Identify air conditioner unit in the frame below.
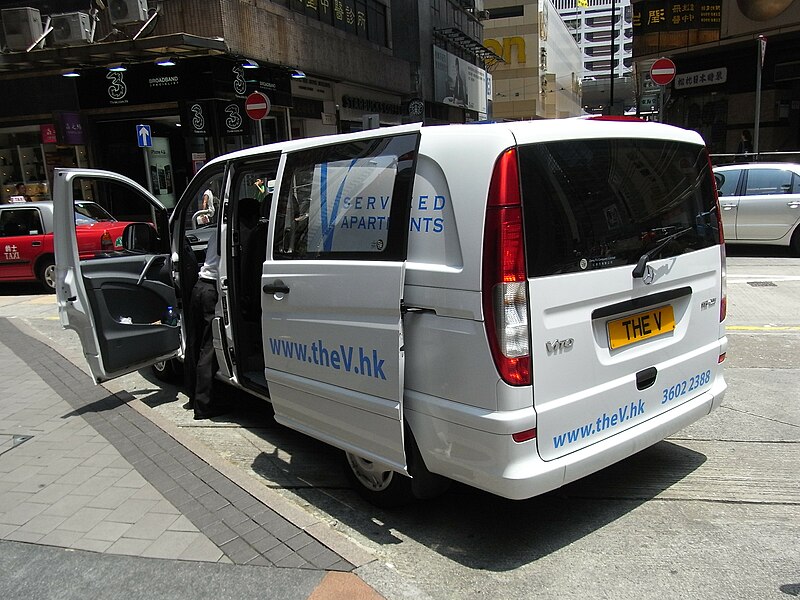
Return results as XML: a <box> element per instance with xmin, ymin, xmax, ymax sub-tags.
<box><xmin>50</xmin><ymin>12</ymin><xmax>91</xmax><ymax>46</ymax></box>
<box><xmin>109</xmin><ymin>0</ymin><xmax>148</xmax><ymax>25</ymax></box>
<box><xmin>1</xmin><ymin>7</ymin><xmax>43</xmax><ymax>51</ymax></box>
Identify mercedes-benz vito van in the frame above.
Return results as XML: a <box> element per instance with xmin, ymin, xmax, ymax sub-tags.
<box><xmin>54</xmin><ymin>118</ymin><xmax>727</xmax><ymax>506</ymax></box>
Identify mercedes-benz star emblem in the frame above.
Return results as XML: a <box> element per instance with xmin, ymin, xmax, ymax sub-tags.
<box><xmin>643</xmin><ymin>265</ymin><xmax>656</xmax><ymax>285</ymax></box>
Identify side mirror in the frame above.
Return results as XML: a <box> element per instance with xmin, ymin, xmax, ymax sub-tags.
<box><xmin>122</xmin><ymin>222</ymin><xmax>160</xmax><ymax>253</ymax></box>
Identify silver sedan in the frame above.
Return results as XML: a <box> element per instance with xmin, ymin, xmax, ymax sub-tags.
<box><xmin>714</xmin><ymin>162</ymin><xmax>800</xmax><ymax>255</ymax></box>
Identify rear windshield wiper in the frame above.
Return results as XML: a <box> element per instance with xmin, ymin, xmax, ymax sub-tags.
<box><xmin>632</xmin><ymin>226</ymin><xmax>694</xmax><ymax>279</ymax></box>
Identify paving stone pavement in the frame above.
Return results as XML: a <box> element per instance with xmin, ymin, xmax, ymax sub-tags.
<box><xmin>0</xmin><ymin>317</ymin><xmax>381</xmax><ymax>597</ymax></box>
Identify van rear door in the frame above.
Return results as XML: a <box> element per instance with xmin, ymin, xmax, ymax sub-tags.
<box><xmin>262</xmin><ymin>132</ymin><xmax>419</xmax><ymax>473</ymax></box>
<box><xmin>515</xmin><ymin>131</ymin><xmax>725</xmax><ymax>461</ymax></box>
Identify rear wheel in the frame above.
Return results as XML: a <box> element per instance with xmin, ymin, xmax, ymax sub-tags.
<box><xmin>36</xmin><ymin>258</ymin><xmax>56</xmax><ymax>293</ymax></box>
<box><xmin>790</xmin><ymin>226</ymin><xmax>800</xmax><ymax>257</ymax></box>
<box><xmin>344</xmin><ymin>431</ymin><xmax>451</xmax><ymax>508</ymax></box>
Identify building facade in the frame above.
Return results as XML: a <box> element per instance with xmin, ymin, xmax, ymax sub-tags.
<box><xmin>556</xmin><ymin>0</ymin><xmax>634</xmax><ymax>112</ymax></box>
<box><xmin>632</xmin><ymin>0</ymin><xmax>800</xmax><ymax>155</ymax></box>
<box><xmin>0</xmin><ymin>0</ymin><xmax>492</xmax><ymax>205</ymax></box>
<box><xmin>484</xmin><ymin>0</ymin><xmax>583</xmax><ymax>120</ymax></box>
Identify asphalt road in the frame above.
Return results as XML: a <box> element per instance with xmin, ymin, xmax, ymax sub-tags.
<box><xmin>1</xmin><ymin>245</ymin><xmax>798</xmax><ymax>600</ymax></box>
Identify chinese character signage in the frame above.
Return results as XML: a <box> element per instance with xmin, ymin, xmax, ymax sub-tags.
<box><xmin>282</xmin><ymin>0</ymin><xmax>386</xmax><ymax>46</ymax></box>
<box><xmin>632</xmin><ymin>1</ymin><xmax>721</xmax><ymax>33</ymax></box>
<box><xmin>674</xmin><ymin>67</ymin><xmax>727</xmax><ymax>89</ymax></box>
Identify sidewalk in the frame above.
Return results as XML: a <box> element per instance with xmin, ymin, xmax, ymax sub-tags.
<box><xmin>0</xmin><ymin>317</ymin><xmax>382</xmax><ymax>599</ymax></box>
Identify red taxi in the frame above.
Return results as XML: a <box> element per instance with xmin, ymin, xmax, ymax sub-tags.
<box><xmin>0</xmin><ymin>201</ymin><xmax>132</xmax><ymax>291</ymax></box>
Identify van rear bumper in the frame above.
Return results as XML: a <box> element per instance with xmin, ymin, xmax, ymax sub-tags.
<box><xmin>406</xmin><ymin>375</ymin><xmax>725</xmax><ymax>500</ymax></box>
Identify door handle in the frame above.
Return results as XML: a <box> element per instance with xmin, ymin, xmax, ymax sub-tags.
<box><xmin>263</xmin><ymin>283</ymin><xmax>290</xmax><ymax>294</ymax></box>
<box><xmin>787</xmin><ymin>202</ymin><xmax>800</xmax><ymax>209</ymax></box>
<box><xmin>721</xmin><ymin>204</ymin><xmax>736</xmax><ymax>210</ymax></box>
<box><xmin>31</xmin><ymin>241</ymin><xmax>41</xmax><ymax>247</ymax></box>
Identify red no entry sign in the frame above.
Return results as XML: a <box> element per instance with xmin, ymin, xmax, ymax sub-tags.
<box><xmin>650</xmin><ymin>58</ymin><xmax>676</xmax><ymax>86</ymax></box>
<box><xmin>245</xmin><ymin>91</ymin><xmax>271</xmax><ymax>120</ymax></box>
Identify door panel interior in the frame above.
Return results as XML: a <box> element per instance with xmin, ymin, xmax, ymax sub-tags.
<box><xmin>80</xmin><ymin>255</ymin><xmax>178</xmax><ymax>372</ymax></box>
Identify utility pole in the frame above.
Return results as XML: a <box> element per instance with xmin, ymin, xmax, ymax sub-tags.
<box><xmin>609</xmin><ymin>0</ymin><xmax>616</xmax><ymax>114</ymax></box>
<box><xmin>754</xmin><ymin>34</ymin><xmax>766</xmax><ymax>155</ymax></box>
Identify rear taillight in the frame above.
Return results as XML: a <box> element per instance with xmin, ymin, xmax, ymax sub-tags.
<box><xmin>100</xmin><ymin>230</ymin><xmax>113</xmax><ymax>250</ymax></box>
<box><xmin>482</xmin><ymin>148</ymin><xmax>531</xmax><ymax>386</ymax></box>
<box><xmin>708</xmin><ymin>152</ymin><xmax>727</xmax><ymax>322</ymax></box>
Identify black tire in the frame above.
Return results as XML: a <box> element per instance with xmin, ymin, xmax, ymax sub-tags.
<box><xmin>36</xmin><ymin>257</ymin><xmax>56</xmax><ymax>293</ymax></box>
<box><xmin>344</xmin><ymin>430</ymin><xmax>451</xmax><ymax>508</ymax></box>
<box><xmin>790</xmin><ymin>226</ymin><xmax>800</xmax><ymax>257</ymax></box>
<box><xmin>151</xmin><ymin>358</ymin><xmax>182</xmax><ymax>383</ymax></box>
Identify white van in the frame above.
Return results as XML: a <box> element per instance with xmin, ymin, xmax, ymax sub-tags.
<box><xmin>53</xmin><ymin>118</ymin><xmax>727</xmax><ymax>506</ymax></box>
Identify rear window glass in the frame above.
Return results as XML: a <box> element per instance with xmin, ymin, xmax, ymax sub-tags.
<box><xmin>518</xmin><ymin>139</ymin><xmax>719</xmax><ymax>277</ymax></box>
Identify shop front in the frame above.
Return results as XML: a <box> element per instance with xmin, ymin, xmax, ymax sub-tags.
<box><xmin>0</xmin><ymin>55</ymin><xmax>293</xmax><ymax>206</ymax></box>
<box><xmin>75</xmin><ymin>57</ymin><xmax>293</xmax><ymax>206</ymax></box>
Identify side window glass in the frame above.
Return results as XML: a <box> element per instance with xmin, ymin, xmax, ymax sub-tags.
<box><xmin>715</xmin><ymin>170</ymin><xmax>740</xmax><ymax>197</ymax></box>
<box><xmin>0</xmin><ymin>208</ymin><xmax>40</xmax><ymax>236</ymax></box>
<box><xmin>745</xmin><ymin>169</ymin><xmax>792</xmax><ymax>196</ymax></box>
<box><xmin>71</xmin><ymin>177</ymin><xmax>164</xmax><ymax>259</ymax></box>
<box><xmin>184</xmin><ymin>171</ymin><xmax>225</xmax><ymax>233</ymax></box>
<box><xmin>273</xmin><ymin>133</ymin><xmax>418</xmax><ymax>261</ymax></box>
<box><xmin>794</xmin><ymin>173</ymin><xmax>800</xmax><ymax>194</ymax></box>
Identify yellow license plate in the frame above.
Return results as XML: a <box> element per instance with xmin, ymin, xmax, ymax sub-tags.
<box><xmin>607</xmin><ymin>305</ymin><xmax>676</xmax><ymax>350</ymax></box>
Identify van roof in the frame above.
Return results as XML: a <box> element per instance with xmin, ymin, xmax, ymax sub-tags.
<box><xmin>201</xmin><ymin>119</ymin><xmax>705</xmax><ymax>172</ymax></box>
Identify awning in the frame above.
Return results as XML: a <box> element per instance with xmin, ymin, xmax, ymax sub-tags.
<box><xmin>0</xmin><ymin>33</ymin><xmax>229</xmax><ymax>74</ymax></box>
<box><xmin>433</xmin><ymin>28</ymin><xmax>504</xmax><ymax>65</ymax></box>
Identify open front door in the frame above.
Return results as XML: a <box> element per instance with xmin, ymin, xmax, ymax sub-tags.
<box><xmin>54</xmin><ymin>169</ymin><xmax>178</xmax><ymax>383</ymax></box>
<box><xmin>263</xmin><ymin>131</ymin><xmax>419</xmax><ymax>473</ymax></box>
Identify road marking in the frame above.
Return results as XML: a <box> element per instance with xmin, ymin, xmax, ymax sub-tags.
<box><xmin>729</xmin><ymin>275</ymin><xmax>800</xmax><ymax>282</ymax></box>
<box><xmin>727</xmin><ymin>325</ymin><xmax>800</xmax><ymax>331</ymax></box>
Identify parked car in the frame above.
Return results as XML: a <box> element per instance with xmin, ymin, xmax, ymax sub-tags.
<box><xmin>0</xmin><ymin>201</ymin><xmax>134</xmax><ymax>291</ymax></box>
<box><xmin>713</xmin><ymin>163</ymin><xmax>800</xmax><ymax>255</ymax></box>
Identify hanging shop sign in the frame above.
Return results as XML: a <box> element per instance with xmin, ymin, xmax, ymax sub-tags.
<box><xmin>210</xmin><ymin>61</ymin><xmax>292</xmax><ymax>107</ymax></box>
<box><xmin>217</xmin><ymin>99</ymin><xmax>249</xmax><ymax>136</ymax></box>
<box><xmin>180</xmin><ymin>100</ymin><xmax>214</xmax><ymax>136</ymax></box>
<box><xmin>674</xmin><ymin>67</ymin><xmax>727</xmax><ymax>89</ymax></box>
<box><xmin>55</xmin><ymin>111</ymin><xmax>85</xmax><ymax>145</ymax></box>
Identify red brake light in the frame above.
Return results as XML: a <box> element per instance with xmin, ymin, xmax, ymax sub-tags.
<box><xmin>482</xmin><ymin>148</ymin><xmax>531</xmax><ymax>386</ymax></box>
<box><xmin>100</xmin><ymin>230</ymin><xmax>113</xmax><ymax>250</ymax></box>
<box><xmin>707</xmin><ymin>152</ymin><xmax>727</xmax><ymax>322</ymax></box>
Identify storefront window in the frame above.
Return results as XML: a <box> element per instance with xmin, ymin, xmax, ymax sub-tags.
<box><xmin>1</xmin><ymin>127</ymin><xmax>87</xmax><ymax>204</ymax></box>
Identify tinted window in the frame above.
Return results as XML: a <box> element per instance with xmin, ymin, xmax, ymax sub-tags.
<box><xmin>745</xmin><ymin>169</ymin><xmax>793</xmax><ymax>196</ymax></box>
<box><xmin>0</xmin><ymin>208</ymin><xmax>43</xmax><ymax>236</ymax></box>
<box><xmin>273</xmin><ymin>134</ymin><xmax>418</xmax><ymax>260</ymax></box>
<box><xmin>715</xmin><ymin>169</ymin><xmax>741</xmax><ymax>197</ymax></box>
<box><xmin>518</xmin><ymin>139</ymin><xmax>719</xmax><ymax>277</ymax></box>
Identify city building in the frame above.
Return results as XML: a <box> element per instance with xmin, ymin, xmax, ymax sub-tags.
<box><xmin>555</xmin><ymin>0</ymin><xmax>635</xmax><ymax>113</ymax></box>
<box><xmin>0</xmin><ymin>0</ymin><xmax>493</xmax><ymax>204</ymax></box>
<box><xmin>483</xmin><ymin>0</ymin><xmax>583</xmax><ymax>120</ymax></box>
<box><xmin>632</xmin><ymin>0</ymin><xmax>800</xmax><ymax>155</ymax></box>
